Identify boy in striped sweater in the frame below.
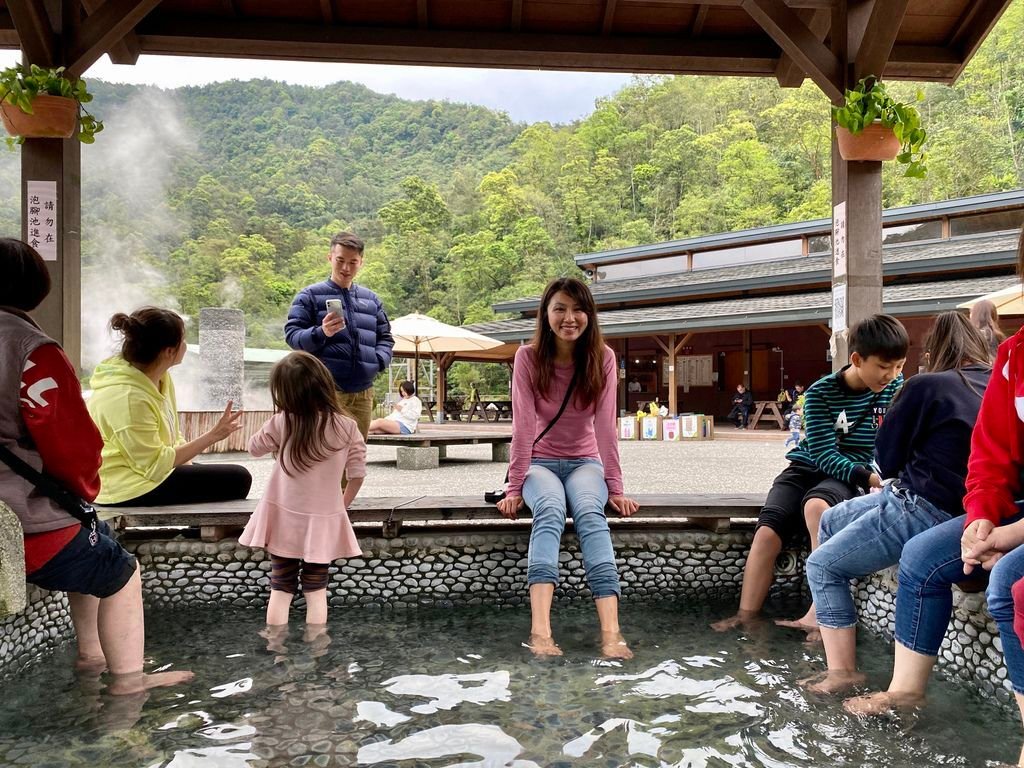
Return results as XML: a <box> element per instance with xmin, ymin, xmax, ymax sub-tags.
<box><xmin>712</xmin><ymin>315</ymin><xmax>907</xmax><ymax>635</ymax></box>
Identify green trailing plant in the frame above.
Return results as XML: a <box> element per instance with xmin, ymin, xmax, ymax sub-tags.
<box><xmin>832</xmin><ymin>77</ymin><xmax>927</xmax><ymax>178</ymax></box>
<box><xmin>0</xmin><ymin>63</ymin><xmax>103</xmax><ymax>147</ymax></box>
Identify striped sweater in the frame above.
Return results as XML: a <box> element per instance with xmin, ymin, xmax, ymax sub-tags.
<box><xmin>786</xmin><ymin>366</ymin><xmax>902</xmax><ymax>491</ymax></box>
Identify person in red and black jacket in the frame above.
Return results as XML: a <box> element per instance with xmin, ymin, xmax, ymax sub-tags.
<box><xmin>0</xmin><ymin>238</ymin><xmax>192</xmax><ymax>695</ymax></box>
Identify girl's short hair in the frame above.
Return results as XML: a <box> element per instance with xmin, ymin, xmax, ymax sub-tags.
<box><xmin>270</xmin><ymin>351</ymin><xmax>346</xmax><ymax>476</ymax></box>
<box><xmin>109</xmin><ymin>308</ymin><xmax>186</xmax><ymax>365</ymax></box>
<box><xmin>0</xmin><ymin>238</ymin><xmax>50</xmax><ymax>311</ymax></box>
<box><xmin>399</xmin><ymin>380</ymin><xmax>416</xmax><ymax>397</ymax></box>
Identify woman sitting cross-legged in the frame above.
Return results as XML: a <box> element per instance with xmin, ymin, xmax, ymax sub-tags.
<box><xmin>368</xmin><ymin>380</ymin><xmax>422</xmax><ymax>435</ymax></box>
<box><xmin>495</xmin><ymin>277</ymin><xmax>639</xmax><ymax>658</ymax></box>
<box><xmin>799</xmin><ymin>311</ymin><xmax>991</xmax><ymax>694</ymax></box>
<box><xmin>88</xmin><ymin>308</ymin><xmax>252</xmax><ymax>507</ymax></box>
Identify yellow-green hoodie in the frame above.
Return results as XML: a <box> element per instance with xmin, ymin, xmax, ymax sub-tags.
<box><xmin>87</xmin><ymin>355</ymin><xmax>182</xmax><ymax>504</ymax></box>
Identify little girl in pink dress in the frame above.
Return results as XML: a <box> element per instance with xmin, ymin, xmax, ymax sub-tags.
<box><xmin>240</xmin><ymin>351</ymin><xmax>366</xmax><ymax>627</ymax></box>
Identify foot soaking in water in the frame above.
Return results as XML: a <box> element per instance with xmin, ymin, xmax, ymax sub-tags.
<box><xmin>0</xmin><ymin>602</ymin><xmax>1019</xmax><ymax>767</ymax></box>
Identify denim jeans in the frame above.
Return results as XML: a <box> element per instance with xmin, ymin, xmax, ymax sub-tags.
<box><xmin>806</xmin><ymin>483</ymin><xmax>951</xmax><ymax>629</ymax></box>
<box><xmin>521</xmin><ymin>458</ymin><xmax>620</xmax><ymax>599</ymax></box>
<box><xmin>895</xmin><ymin>508</ymin><xmax>1024</xmax><ymax>694</ymax></box>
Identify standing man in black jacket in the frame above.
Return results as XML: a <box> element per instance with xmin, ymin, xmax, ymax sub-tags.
<box><xmin>284</xmin><ymin>232</ymin><xmax>394</xmax><ymax>439</ymax></box>
<box><xmin>728</xmin><ymin>383</ymin><xmax>754</xmax><ymax>429</ymax></box>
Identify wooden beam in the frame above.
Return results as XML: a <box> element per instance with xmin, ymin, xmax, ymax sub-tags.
<box><xmin>7</xmin><ymin>0</ymin><xmax>56</xmax><ymax>65</ymax></box>
<box><xmin>854</xmin><ymin>0</ymin><xmax>910</xmax><ymax>80</ymax></box>
<box><xmin>80</xmin><ymin>0</ymin><xmax>140</xmax><ymax>65</ymax></box>
<box><xmin>667</xmin><ymin>332</ymin><xmax>677</xmax><ymax>415</ymax></box>
<box><xmin>320</xmin><ymin>0</ymin><xmax>335</xmax><ymax>24</ymax></box>
<box><xmin>67</xmin><ymin>0</ymin><xmax>163</xmax><ymax>77</ymax></box>
<box><xmin>510</xmin><ymin>0</ymin><xmax>522</xmax><ymax>31</ymax></box>
<box><xmin>816</xmin><ymin>323</ymin><xmax>831</xmax><ymax>336</ymax></box>
<box><xmin>948</xmin><ymin>0</ymin><xmax>1013</xmax><ymax>78</ymax></box>
<box><xmin>742</xmin><ymin>0</ymin><xmax>842</xmax><ymax>101</ymax></box>
<box><xmin>135</xmin><ymin>18</ymin><xmax>783</xmax><ymax>75</ymax></box>
<box><xmin>652</xmin><ymin>335</ymin><xmax>671</xmax><ymax>356</ymax></box>
<box><xmin>601</xmin><ymin>0</ymin><xmax>617</xmax><ymax>36</ymax></box>
<box><xmin>690</xmin><ymin>4</ymin><xmax>708</xmax><ymax>37</ymax></box>
<box><xmin>417</xmin><ymin>0</ymin><xmax>428</xmax><ymax>29</ymax></box>
<box><xmin>775</xmin><ymin>7</ymin><xmax>829</xmax><ymax>87</ymax></box>
<box><xmin>673</xmin><ymin>332</ymin><xmax>694</xmax><ymax>355</ymax></box>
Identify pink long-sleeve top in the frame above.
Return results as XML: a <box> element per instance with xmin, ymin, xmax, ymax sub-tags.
<box><xmin>506</xmin><ymin>344</ymin><xmax>623</xmax><ymax>497</ymax></box>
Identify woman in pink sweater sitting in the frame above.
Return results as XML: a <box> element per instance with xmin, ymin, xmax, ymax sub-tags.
<box><xmin>496</xmin><ymin>277</ymin><xmax>639</xmax><ymax>658</ymax></box>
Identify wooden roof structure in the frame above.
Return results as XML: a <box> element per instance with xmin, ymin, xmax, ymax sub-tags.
<box><xmin>0</xmin><ymin>1</ymin><xmax>1013</xmax><ymax>102</ymax></box>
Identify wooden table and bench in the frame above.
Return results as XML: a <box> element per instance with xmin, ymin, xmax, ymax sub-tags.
<box><xmin>365</xmin><ymin>432</ymin><xmax>512</xmax><ymax>469</ymax></box>
<box><xmin>424</xmin><ymin>400</ymin><xmax>512</xmax><ymax>423</ymax></box>
<box><xmin>105</xmin><ymin>493</ymin><xmax>766</xmax><ymax>541</ymax></box>
<box><xmin>749</xmin><ymin>400</ymin><xmax>786</xmax><ymax>429</ymax></box>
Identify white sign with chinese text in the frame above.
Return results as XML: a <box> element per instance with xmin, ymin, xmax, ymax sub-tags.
<box><xmin>832</xmin><ymin>201</ymin><xmax>847</xmax><ymax>278</ymax></box>
<box><xmin>26</xmin><ymin>181</ymin><xmax>57</xmax><ymax>261</ymax></box>
<box><xmin>832</xmin><ymin>283</ymin><xmax>848</xmax><ymax>333</ymax></box>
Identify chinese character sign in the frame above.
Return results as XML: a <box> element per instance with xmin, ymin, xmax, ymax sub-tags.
<box><xmin>832</xmin><ymin>201</ymin><xmax>847</xmax><ymax>279</ymax></box>
<box><xmin>26</xmin><ymin>181</ymin><xmax>57</xmax><ymax>261</ymax></box>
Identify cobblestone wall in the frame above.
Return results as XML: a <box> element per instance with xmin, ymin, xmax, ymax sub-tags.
<box><xmin>4</xmin><ymin>530</ymin><xmax>1011</xmax><ymax>706</ymax></box>
<box><xmin>853</xmin><ymin>567</ymin><xmax>1013</xmax><ymax>704</ymax></box>
<box><xmin>0</xmin><ymin>586</ymin><xmax>71</xmax><ymax>678</ymax></box>
<box><xmin>126</xmin><ymin>529</ymin><xmax>797</xmax><ymax>608</ymax></box>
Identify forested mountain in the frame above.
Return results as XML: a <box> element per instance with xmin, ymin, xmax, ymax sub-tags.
<box><xmin>1</xmin><ymin>2</ymin><xmax>1022</xmax><ymax>381</ymax></box>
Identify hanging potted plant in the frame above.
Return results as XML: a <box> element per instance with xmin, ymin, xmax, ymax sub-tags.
<box><xmin>0</xmin><ymin>64</ymin><xmax>103</xmax><ymax>147</ymax></box>
<box><xmin>832</xmin><ymin>77</ymin><xmax>927</xmax><ymax>178</ymax></box>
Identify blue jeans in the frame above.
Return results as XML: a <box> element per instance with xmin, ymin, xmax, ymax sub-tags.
<box><xmin>522</xmin><ymin>458</ymin><xmax>620</xmax><ymax>599</ymax></box>
<box><xmin>807</xmin><ymin>484</ymin><xmax>951</xmax><ymax>629</ymax></box>
<box><xmin>895</xmin><ymin>509</ymin><xmax>1024</xmax><ymax>693</ymax></box>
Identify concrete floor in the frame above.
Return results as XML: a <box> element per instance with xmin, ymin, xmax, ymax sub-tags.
<box><xmin>221</xmin><ymin>427</ymin><xmax>791</xmax><ymax>499</ymax></box>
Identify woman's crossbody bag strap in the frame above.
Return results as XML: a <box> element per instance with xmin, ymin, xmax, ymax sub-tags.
<box><xmin>0</xmin><ymin>444</ymin><xmax>99</xmax><ymax>543</ymax></box>
<box><xmin>502</xmin><ymin>369</ymin><xmax>580</xmax><ymax>484</ymax></box>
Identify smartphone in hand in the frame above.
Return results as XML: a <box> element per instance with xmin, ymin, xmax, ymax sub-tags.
<box><xmin>325</xmin><ymin>298</ymin><xmax>347</xmax><ymax>329</ymax></box>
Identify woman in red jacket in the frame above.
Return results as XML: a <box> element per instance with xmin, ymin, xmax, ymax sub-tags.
<box><xmin>0</xmin><ymin>238</ymin><xmax>192</xmax><ymax>694</ymax></box>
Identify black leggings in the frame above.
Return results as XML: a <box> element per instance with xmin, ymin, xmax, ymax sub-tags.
<box><xmin>105</xmin><ymin>463</ymin><xmax>252</xmax><ymax>507</ymax></box>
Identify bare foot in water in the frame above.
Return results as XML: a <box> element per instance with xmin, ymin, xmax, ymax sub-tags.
<box><xmin>798</xmin><ymin>669</ymin><xmax>866</xmax><ymax>694</ymax></box>
<box><xmin>711</xmin><ymin>611</ymin><xmax>762</xmax><ymax>632</ymax></box>
<box><xmin>526</xmin><ymin>634</ymin><xmax>563</xmax><ymax>657</ymax></box>
<box><xmin>600</xmin><ymin>632</ymin><xmax>634</xmax><ymax>660</ymax></box>
<box><xmin>843</xmin><ymin>690</ymin><xmax>924</xmax><ymax>717</ymax></box>
<box><xmin>107</xmin><ymin>670</ymin><xmax>195</xmax><ymax>696</ymax></box>
<box><xmin>774</xmin><ymin>604</ymin><xmax>817</xmax><ymax>633</ymax></box>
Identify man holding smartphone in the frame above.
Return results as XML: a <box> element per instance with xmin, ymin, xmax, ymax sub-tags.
<box><xmin>285</xmin><ymin>232</ymin><xmax>394</xmax><ymax>439</ymax></box>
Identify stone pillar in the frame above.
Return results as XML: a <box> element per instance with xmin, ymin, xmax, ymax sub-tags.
<box><xmin>198</xmin><ymin>308</ymin><xmax>245</xmax><ymax>409</ymax></box>
<box><xmin>0</xmin><ymin>502</ymin><xmax>26</xmax><ymax>617</ymax></box>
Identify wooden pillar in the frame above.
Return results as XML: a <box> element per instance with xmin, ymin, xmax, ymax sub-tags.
<box><xmin>16</xmin><ymin>2</ymin><xmax>82</xmax><ymax>370</ymax></box>
<box><xmin>742</xmin><ymin>329</ymin><xmax>752</xmax><ymax>388</ymax></box>
<box><xmin>829</xmin><ymin>0</ymin><xmax>886</xmax><ymax>371</ymax></box>
<box><xmin>22</xmin><ymin>143</ymin><xmax>82</xmax><ymax>373</ymax></box>
<box><xmin>666</xmin><ymin>333</ymin><xmax>677</xmax><ymax>415</ymax></box>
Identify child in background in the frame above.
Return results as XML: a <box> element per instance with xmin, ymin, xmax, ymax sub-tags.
<box><xmin>240</xmin><ymin>351</ymin><xmax>366</xmax><ymax>627</ymax></box>
<box><xmin>785</xmin><ymin>405</ymin><xmax>802</xmax><ymax>448</ymax></box>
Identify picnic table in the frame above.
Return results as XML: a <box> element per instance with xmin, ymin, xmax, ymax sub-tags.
<box><xmin>749</xmin><ymin>400</ymin><xmax>786</xmax><ymax>429</ymax></box>
<box><xmin>423</xmin><ymin>399</ymin><xmax>512</xmax><ymax>423</ymax></box>
<box><xmin>366</xmin><ymin>431</ymin><xmax>512</xmax><ymax>470</ymax></box>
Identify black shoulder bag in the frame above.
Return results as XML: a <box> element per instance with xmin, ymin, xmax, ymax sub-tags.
<box><xmin>485</xmin><ymin>370</ymin><xmax>579</xmax><ymax>504</ymax></box>
<box><xmin>0</xmin><ymin>444</ymin><xmax>100</xmax><ymax>545</ymax></box>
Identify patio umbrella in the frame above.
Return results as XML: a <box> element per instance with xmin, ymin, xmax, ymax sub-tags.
<box><xmin>389</xmin><ymin>312</ymin><xmax>504</xmax><ymax>394</ymax></box>
<box><xmin>957</xmin><ymin>282</ymin><xmax>1024</xmax><ymax>316</ymax></box>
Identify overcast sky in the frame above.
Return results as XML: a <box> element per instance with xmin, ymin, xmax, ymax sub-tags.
<box><xmin>0</xmin><ymin>51</ymin><xmax>634</xmax><ymax>124</ymax></box>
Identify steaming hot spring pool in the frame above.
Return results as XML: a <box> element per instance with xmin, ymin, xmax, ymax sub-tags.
<box><xmin>0</xmin><ymin>600</ymin><xmax>1016</xmax><ymax>767</ymax></box>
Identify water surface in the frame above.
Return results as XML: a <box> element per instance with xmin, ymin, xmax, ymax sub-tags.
<box><xmin>0</xmin><ymin>601</ymin><xmax>1016</xmax><ymax>767</ymax></box>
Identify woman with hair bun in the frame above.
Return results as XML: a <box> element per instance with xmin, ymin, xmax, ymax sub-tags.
<box><xmin>87</xmin><ymin>307</ymin><xmax>252</xmax><ymax>506</ymax></box>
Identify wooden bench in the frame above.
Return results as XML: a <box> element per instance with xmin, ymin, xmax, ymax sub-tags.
<box><xmin>365</xmin><ymin>433</ymin><xmax>513</xmax><ymax>469</ymax></box>
<box><xmin>104</xmin><ymin>493</ymin><xmax>765</xmax><ymax>540</ymax></box>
